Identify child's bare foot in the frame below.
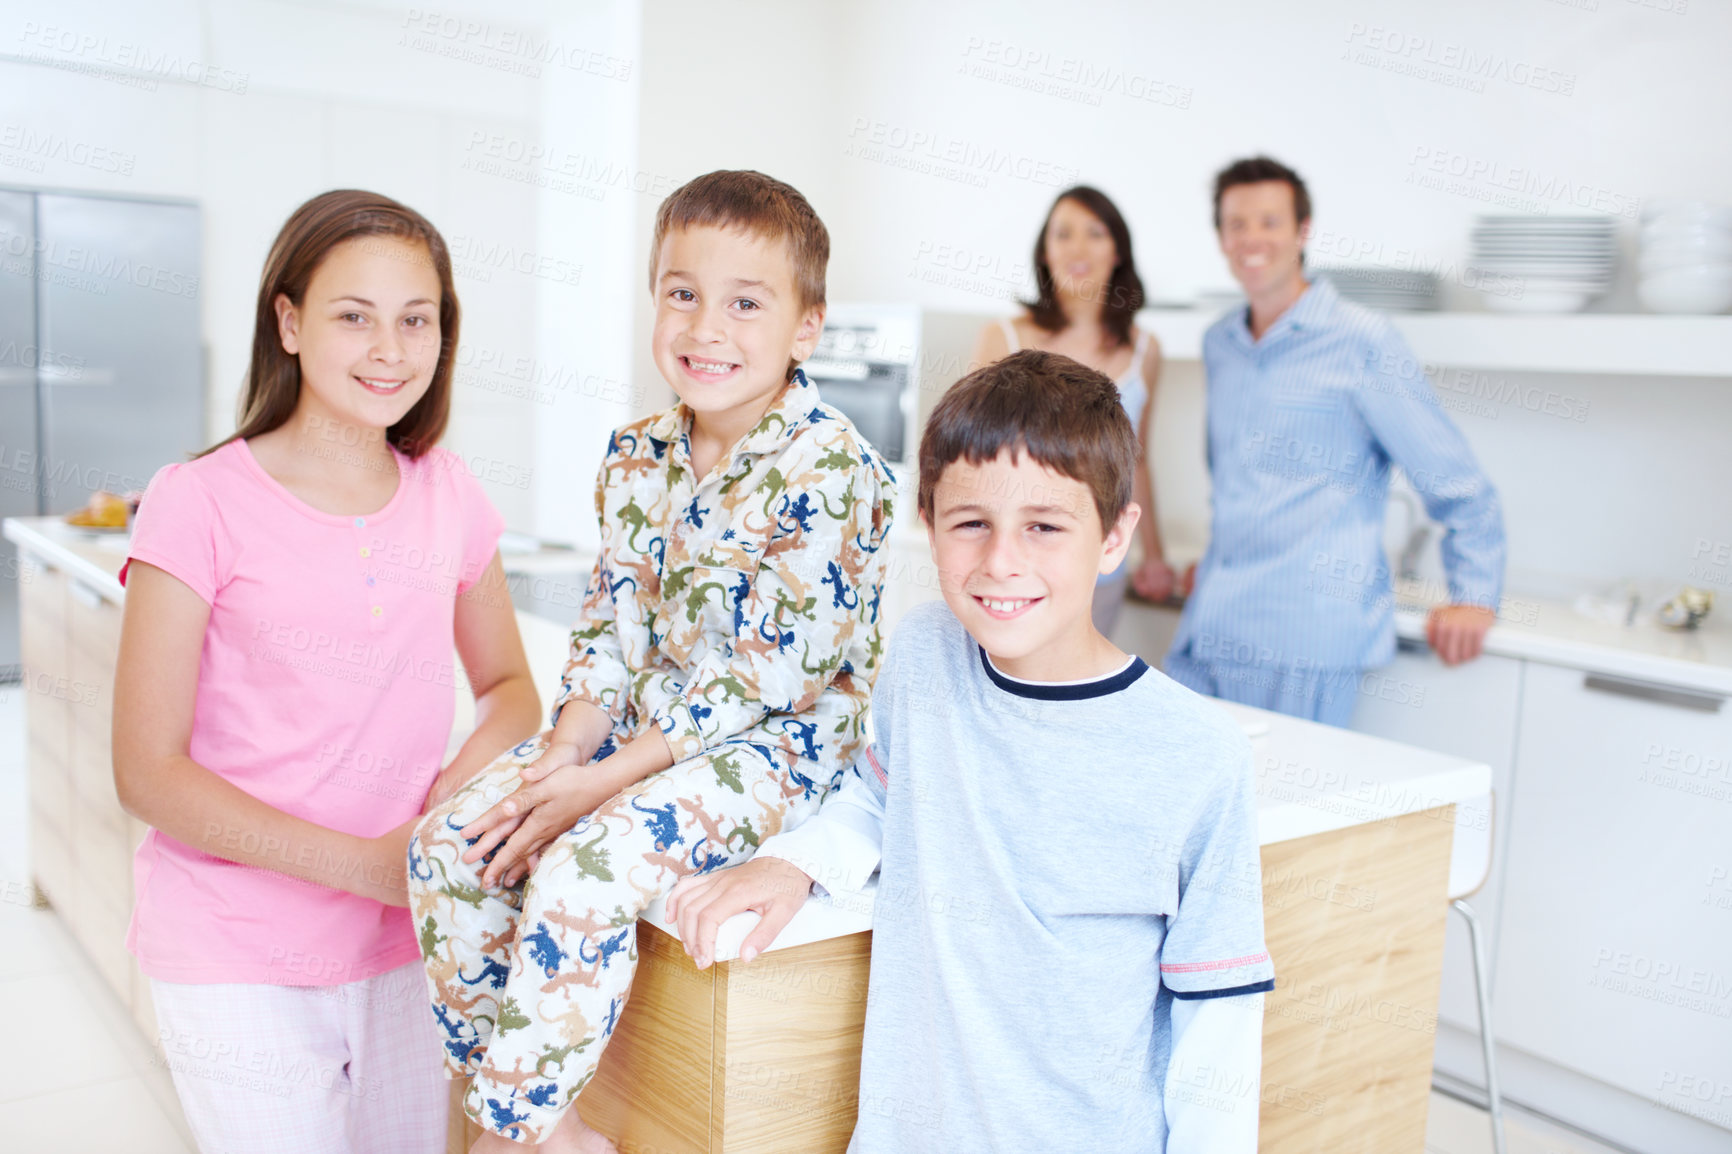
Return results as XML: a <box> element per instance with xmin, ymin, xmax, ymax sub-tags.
<box><xmin>467</xmin><ymin>1109</ymin><xmax>617</xmax><ymax>1152</ymax></box>
<box><xmin>537</xmin><ymin>1105</ymin><xmax>619</xmax><ymax>1154</ymax></box>
<box><xmin>468</xmin><ymin>1130</ymin><xmax>520</xmax><ymax>1154</ymax></box>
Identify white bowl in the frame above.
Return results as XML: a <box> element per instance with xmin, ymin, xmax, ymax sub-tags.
<box><xmin>1642</xmin><ymin>221</ymin><xmax>1732</xmax><ymax>238</ymax></box>
<box><xmin>1638</xmin><ymin>266</ymin><xmax>1732</xmax><ymax>314</ymax></box>
<box><xmin>1640</xmin><ymin>200</ymin><xmax>1732</xmax><ymax>231</ymax></box>
<box><xmin>1639</xmin><ymin>247</ymin><xmax>1732</xmax><ymax>275</ymax></box>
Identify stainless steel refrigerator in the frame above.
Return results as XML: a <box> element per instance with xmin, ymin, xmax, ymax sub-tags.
<box><xmin>0</xmin><ymin>188</ymin><xmax>203</xmax><ymax>680</ymax></box>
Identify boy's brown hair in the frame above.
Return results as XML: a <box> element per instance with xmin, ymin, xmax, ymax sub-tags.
<box><xmin>918</xmin><ymin>349</ymin><xmax>1138</xmax><ymax>531</ymax></box>
<box><xmin>648</xmin><ymin>170</ymin><xmax>829</xmax><ymax>312</ymax></box>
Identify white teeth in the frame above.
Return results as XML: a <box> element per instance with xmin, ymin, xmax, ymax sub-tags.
<box><xmin>687</xmin><ymin>358</ymin><xmax>734</xmax><ymax>374</ymax></box>
<box><xmin>982</xmin><ymin>598</ymin><xmax>1028</xmax><ymax>613</ymax></box>
<box><xmin>360</xmin><ymin>377</ymin><xmax>405</xmax><ymax>391</ymax></box>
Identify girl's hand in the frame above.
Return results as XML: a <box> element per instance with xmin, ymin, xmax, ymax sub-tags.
<box><xmin>361</xmin><ymin>816</ymin><xmax>422</xmax><ymax>908</ymax></box>
<box><xmin>424</xmin><ymin>761</ymin><xmax>473</xmax><ymax>813</ymax></box>
<box><xmin>459</xmin><ymin>765</ymin><xmax>618</xmax><ymax>889</ymax></box>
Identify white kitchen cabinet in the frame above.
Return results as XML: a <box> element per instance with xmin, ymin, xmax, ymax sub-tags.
<box><xmin>1349</xmin><ymin>642</ymin><xmax>1522</xmax><ymax>1041</ymax></box>
<box><xmin>1494</xmin><ymin>659</ymin><xmax>1732</xmax><ymax>1130</ymax></box>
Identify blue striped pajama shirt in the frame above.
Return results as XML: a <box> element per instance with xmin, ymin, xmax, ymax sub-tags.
<box><xmin>1165</xmin><ymin>277</ymin><xmax>1506</xmax><ymax>723</ymax></box>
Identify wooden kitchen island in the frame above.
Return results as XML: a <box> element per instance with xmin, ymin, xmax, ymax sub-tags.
<box><xmin>5</xmin><ymin>516</ymin><xmax>1488</xmax><ymax>1154</ymax></box>
<box><xmin>467</xmin><ymin>609</ymin><xmax>1494</xmax><ymax>1154</ymax></box>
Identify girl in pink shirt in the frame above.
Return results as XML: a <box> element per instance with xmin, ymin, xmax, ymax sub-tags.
<box><xmin>113</xmin><ymin>190</ymin><xmax>542</xmax><ymax>1154</ymax></box>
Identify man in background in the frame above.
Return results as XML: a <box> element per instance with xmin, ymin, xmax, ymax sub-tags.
<box><xmin>1165</xmin><ymin>155</ymin><xmax>1506</xmax><ymax>725</ymax></box>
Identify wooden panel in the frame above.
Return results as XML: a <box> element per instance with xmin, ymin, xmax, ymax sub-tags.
<box><xmin>575</xmin><ymin>921</ymin><xmax>718</xmax><ymax>1152</ymax></box>
<box><xmin>67</xmin><ymin>576</ymin><xmax>123</xmax><ymax>666</ymax></box>
<box><xmin>70</xmin><ymin>866</ymin><xmax>134</xmax><ymax>1000</ymax></box>
<box><xmin>1258</xmin><ymin>805</ymin><xmax>1455</xmax><ymax>1154</ymax></box>
<box><xmin>20</xmin><ymin>561</ymin><xmax>73</xmax><ymax>846</ymax></box>
<box><xmin>26</xmin><ymin>731</ymin><xmax>72</xmax><ymax>846</ymax></box>
<box><xmin>28</xmin><ymin>801</ymin><xmax>72</xmax><ymax>911</ymax></box>
<box><xmin>715</xmin><ymin>930</ymin><xmax>871</xmax><ymax>1154</ymax></box>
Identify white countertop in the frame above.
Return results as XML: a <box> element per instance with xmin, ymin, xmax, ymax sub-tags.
<box><xmin>8</xmin><ymin>515</ymin><xmax>1490</xmax><ymax>964</ymax></box>
<box><xmin>4</xmin><ymin>517</ymin><xmax>131</xmax><ymax>601</ymax></box>
<box><xmin>645</xmin><ymin>700</ymin><xmax>1491</xmax><ymax>962</ymax></box>
<box><xmin>1391</xmin><ymin>587</ymin><xmax>1732</xmax><ymax>697</ymax></box>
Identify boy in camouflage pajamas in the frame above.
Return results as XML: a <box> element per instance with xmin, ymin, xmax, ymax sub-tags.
<box><xmin>408</xmin><ymin>171</ymin><xmax>895</xmax><ymax>1151</ymax></box>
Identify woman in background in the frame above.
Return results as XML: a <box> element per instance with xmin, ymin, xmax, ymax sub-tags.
<box><xmin>973</xmin><ymin>187</ymin><xmax>1172</xmax><ymax>635</ymax></box>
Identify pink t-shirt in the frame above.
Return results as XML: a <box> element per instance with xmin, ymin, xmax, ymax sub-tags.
<box><xmin>121</xmin><ymin>438</ymin><xmax>505</xmax><ymax>986</ymax></box>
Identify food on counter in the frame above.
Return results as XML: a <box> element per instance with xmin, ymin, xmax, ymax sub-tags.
<box><xmin>1658</xmin><ymin>586</ymin><xmax>1714</xmax><ymax>630</ymax></box>
<box><xmin>63</xmin><ymin>490</ymin><xmax>130</xmax><ymax>529</ymax></box>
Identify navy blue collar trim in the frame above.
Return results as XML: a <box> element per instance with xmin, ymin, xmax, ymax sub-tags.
<box><xmin>977</xmin><ymin>646</ymin><xmax>1149</xmax><ymax>700</ymax></box>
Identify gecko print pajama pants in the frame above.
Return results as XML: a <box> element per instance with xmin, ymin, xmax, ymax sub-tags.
<box><xmin>407</xmin><ymin>732</ymin><xmax>820</xmax><ymax>1143</ymax></box>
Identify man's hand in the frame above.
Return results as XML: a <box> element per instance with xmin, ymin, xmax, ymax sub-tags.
<box><xmin>459</xmin><ymin>764</ymin><xmax>618</xmax><ymax>889</ymax></box>
<box><xmin>664</xmin><ymin>857</ymin><xmax>815</xmax><ymax>969</ymax></box>
<box><xmin>1131</xmin><ymin>557</ymin><xmax>1178</xmax><ymax>602</ymax></box>
<box><xmin>1426</xmin><ymin>603</ymin><xmax>1496</xmax><ymax>665</ymax></box>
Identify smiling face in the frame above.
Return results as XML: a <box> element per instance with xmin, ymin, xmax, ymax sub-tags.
<box><xmin>1043</xmin><ymin>197</ymin><xmax>1118</xmax><ymax>306</ymax></box>
<box><xmin>651</xmin><ymin>224</ymin><xmax>825</xmax><ymax>446</ymax></box>
<box><xmin>926</xmin><ymin>448</ymin><xmax>1137</xmax><ymax>681</ymax></box>
<box><xmin>1217</xmin><ymin>179</ymin><xmax>1309</xmax><ymax>302</ymax></box>
<box><xmin>275</xmin><ymin>235</ymin><xmax>442</xmax><ymax>435</ymax></box>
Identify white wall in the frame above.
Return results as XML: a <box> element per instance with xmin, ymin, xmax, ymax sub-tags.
<box><xmin>0</xmin><ymin>0</ymin><xmax>545</xmax><ymax>529</ymax></box>
<box><xmin>5</xmin><ymin>0</ymin><xmax>1731</xmax><ymax>590</ymax></box>
<box><xmin>634</xmin><ymin>0</ymin><xmax>1732</xmax><ymax>598</ymax></box>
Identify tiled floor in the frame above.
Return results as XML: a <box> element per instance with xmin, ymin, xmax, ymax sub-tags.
<box><xmin>0</xmin><ymin>689</ymin><xmax>1625</xmax><ymax>1154</ymax></box>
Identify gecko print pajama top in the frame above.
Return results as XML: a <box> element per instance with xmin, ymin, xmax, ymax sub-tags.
<box><xmin>408</xmin><ymin>371</ymin><xmax>896</xmax><ymax>1142</ymax></box>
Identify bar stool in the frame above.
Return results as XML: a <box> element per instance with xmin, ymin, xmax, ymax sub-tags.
<box><xmin>1446</xmin><ymin>789</ymin><xmax>1506</xmax><ymax>1154</ymax></box>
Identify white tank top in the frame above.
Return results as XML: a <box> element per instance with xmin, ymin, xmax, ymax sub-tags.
<box><xmin>998</xmin><ymin>316</ymin><xmax>1150</xmax><ymax>432</ymax></box>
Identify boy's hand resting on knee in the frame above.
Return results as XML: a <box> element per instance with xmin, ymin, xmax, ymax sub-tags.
<box><xmin>460</xmin><ymin>764</ymin><xmax>621</xmax><ymax>889</ymax></box>
<box><xmin>665</xmin><ymin>857</ymin><xmax>815</xmax><ymax>969</ymax></box>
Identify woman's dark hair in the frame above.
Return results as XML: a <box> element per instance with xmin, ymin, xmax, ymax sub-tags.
<box><xmin>200</xmin><ymin>189</ymin><xmax>460</xmax><ymax>460</ymax></box>
<box><xmin>1023</xmin><ymin>186</ymin><xmax>1144</xmax><ymax>349</ymax></box>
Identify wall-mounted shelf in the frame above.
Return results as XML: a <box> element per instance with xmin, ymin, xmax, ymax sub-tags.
<box><xmin>1140</xmin><ymin>310</ymin><xmax>1732</xmax><ymax>378</ymax></box>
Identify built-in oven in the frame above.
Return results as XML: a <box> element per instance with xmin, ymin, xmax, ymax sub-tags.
<box><xmin>801</xmin><ymin>303</ymin><xmax>921</xmax><ymax>465</ymax></box>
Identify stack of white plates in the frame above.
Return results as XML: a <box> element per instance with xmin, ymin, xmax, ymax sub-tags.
<box><xmin>1469</xmin><ymin>215</ymin><xmax>1616</xmax><ymax>313</ymax></box>
<box><xmin>1313</xmin><ymin>266</ymin><xmax>1439</xmax><ymax>311</ymax></box>
<box><xmin>1639</xmin><ymin>200</ymin><xmax>1732</xmax><ymax>314</ymax></box>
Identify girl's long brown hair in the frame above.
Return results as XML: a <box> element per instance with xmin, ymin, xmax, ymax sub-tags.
<box><xmin>200</xmin><ymin>189</ymin><xmax>460</xmax><ymax>459</ymax></box>
<box><xmin>1023</xmin><ymin>185</ymin><xmax>1145</xmax><ymax>349</ymax></box>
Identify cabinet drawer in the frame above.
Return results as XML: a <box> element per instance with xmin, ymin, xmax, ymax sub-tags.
<box><xmin>18</xmin><ymin>558</ymin><xmax>68</xmax><ymax>661</ymax></box>
<box><xmin>22</xmin><ymin>657</ymin><xmax>73</xmax><ymax>777</ymax></box>
<box><xmin>1496</xmin><ymin>660</ymin><xmax>1732</xmax><ymax>1117</ymax></box>
<box><xmin>67</xmin><ymin>575</ymin><xmax>123</xmax><ymax>666</ymax></box>
<box><xmin>26</xmin><ymin>726</ymin><xmax>73</xmax><ymax>836</ymax></box>
<box><xmin>72</xmin><ymin>789</ymin><xmax>135</xmax><ymax>906</ymax></box>
<box><xmin>70</xmin><ymin>710</ymin><xmax>123</xmax><ymax>816</ymax></box>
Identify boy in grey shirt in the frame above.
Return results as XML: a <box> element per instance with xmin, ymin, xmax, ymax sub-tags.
<box><xmin>667</xmin><ymin>349</ymin><xmax>1273</xmax><ymax>1152</ymax></box>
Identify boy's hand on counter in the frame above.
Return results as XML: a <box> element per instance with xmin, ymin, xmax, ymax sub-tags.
<box><xmin>665</xmin><ymin>857</ymin><xmax>815</xmax><ymax>969</ymax></box>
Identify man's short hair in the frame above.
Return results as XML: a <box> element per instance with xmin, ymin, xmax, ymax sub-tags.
<box><xmin>918</xmin><ymin>349</ymin><xmax>1138</xmax><ymax>531</ymax></box>
<box><xmin>1212</xmin><ymin>155</ymin><xmax>1312</xmax><ymax>231</ymax></box>
<box><xmin>648</xmin><ymin>170</ymin><xmax>829</xmax><ymax>312</ymax></box>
